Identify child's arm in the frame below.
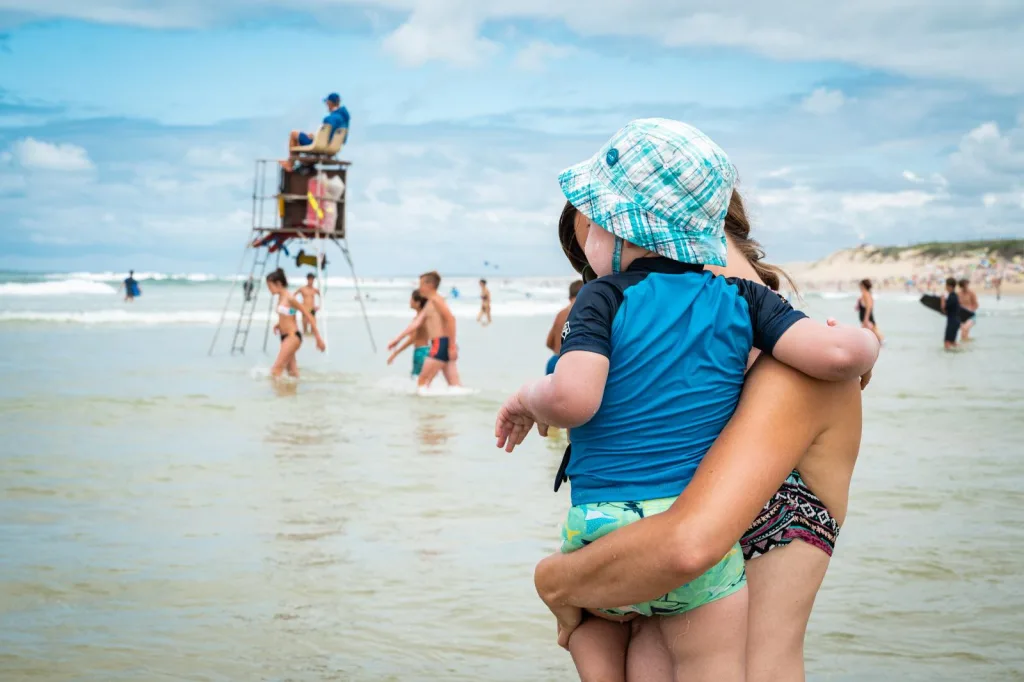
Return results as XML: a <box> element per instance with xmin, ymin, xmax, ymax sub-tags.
<box><xmin>388</xmin><ymin>338</ymin><xmax>414</xmax><ymax>365</ymax></box>
<box><xmin>388</xmin><ymin>309</ymin><xmax>427</xmax><ymax>349</ymax></box>
<box><xmin>732</xmin><ymin>279</ymin><xmax>879</xmax><ymax>383</ymax></box>
<box><xmin>525</xmin><ymin>352</ymin><xmax>609</xmax><ymax>427</ymax></box>
<box><xmin>772</xmin><ymin>319</ymin><xmax>879</xmax><ymax>382</ymax></box>
<box><xmin>495</xmin><ymin>353</ymin><xmax>609</xmax><ymax>452</ymax></box>
<box><xmin>496</xmin><ymin>281</ymin><xmax>619</xmax><ymax>452</ymax></box>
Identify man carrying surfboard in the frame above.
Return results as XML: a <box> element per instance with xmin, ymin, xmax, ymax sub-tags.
<box><xmin>941</xmin><ymin>277</ymin><xmax>961</xmax><ymax>350</ymax></box>
<box><xmin>122</xmin><ymin>270</ymin><xmax>140</xmax><ymax>303</ymax></box>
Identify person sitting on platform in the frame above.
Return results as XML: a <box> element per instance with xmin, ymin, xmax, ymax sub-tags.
<box><xmin>281</xmin><ymin>92</ymin><xmax>350</xmax><ymax>172</ymax></box>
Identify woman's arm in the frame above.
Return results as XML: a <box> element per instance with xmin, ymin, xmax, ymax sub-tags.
<box><xmin>534</xmin><ymin>356</ymin><xmax>851</xmax><ymax>610</ymax></box>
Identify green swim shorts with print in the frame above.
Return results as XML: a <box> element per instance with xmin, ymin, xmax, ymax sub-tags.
<box><xmin>561</xmin><ymin>496</ymin><xmax>746</xmax><ymax>617</ymax></box>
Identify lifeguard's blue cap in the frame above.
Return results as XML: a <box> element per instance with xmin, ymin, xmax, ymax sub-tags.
<box><xmin>324</xmin><ymin>93</ymin><xmax>341</xmax><ymax>105</ymax></box>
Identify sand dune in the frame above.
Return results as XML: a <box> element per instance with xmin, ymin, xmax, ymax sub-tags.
<box><xmin>783</xmin><ymin>241</ymin><xmax>1023</xmax><ymax>295</ymax></box>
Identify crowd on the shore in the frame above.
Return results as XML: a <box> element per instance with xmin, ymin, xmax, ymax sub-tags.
<box><xmin>799</xmin><ymin>258</ymin><xmax>1021</xmax><ymax>299</ymax></box>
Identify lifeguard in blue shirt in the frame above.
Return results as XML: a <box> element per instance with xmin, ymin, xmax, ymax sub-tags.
<box><xmin>281</xmin><ymin>92</ymin><xmax>350</xmax><ymax>171</ymax></box>
<box><xmin>494</xmin><ymin>119</ymin><xmax>881</xmax><ymax>681</ymax></box>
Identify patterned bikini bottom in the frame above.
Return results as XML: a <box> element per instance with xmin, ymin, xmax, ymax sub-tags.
<box><xmin>740</xmin><ymin>469</ymin><xmax>840</xmax><ymax>561</ymax></box>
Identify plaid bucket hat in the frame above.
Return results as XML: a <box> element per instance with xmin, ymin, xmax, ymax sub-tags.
<box><xmin>559</xmin><ymin>118</ymin><xmax>736</xmax><ymax>268</ymax></box>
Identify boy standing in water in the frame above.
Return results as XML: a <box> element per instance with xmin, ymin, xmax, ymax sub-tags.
<box><xmin>417</xmin><ymin>271</ymin><xmax>461</xmax><ymax>388</ymax></box>
<box><xmin>958</xmin><ymin>278</ymin><xmax>979</xmax><ymax>341</ymax></box>
<box><xmin>941</xmin><ymin>277</ymin><xmax>961</xmax><ymax>349</ymax></box>
<box><xmin>387</xmin><ymin>290</ymin><xmax>431</xmax><ymax>377</ymax></box>
<box><xmin>545</xmin><ymin>280</ymin><xmax>584</xmax><ymax>375</ymax></box>
<box><xmin>296</xmin><ymin>273</ymin><xmax>321</xmax><ymax>334</ymax></box>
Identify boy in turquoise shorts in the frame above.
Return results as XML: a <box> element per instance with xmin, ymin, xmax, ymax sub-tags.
<box><xmin>387</xmin><ymin>290</ymin><xmax>431</xmax><ymax>377</ymax></box>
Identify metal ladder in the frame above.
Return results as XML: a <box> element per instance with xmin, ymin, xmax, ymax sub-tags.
<box><xmin>209</xmin><ymin>158</ymin><xmax>377</xmax><ymax>357</ymax></box>
<box><xmin>229</xmin><ymin>246</ymin><xmax>276</xmax><ymax>355</ymax></box>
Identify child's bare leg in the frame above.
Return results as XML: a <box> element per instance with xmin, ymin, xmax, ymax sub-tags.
<box><xmin>626</xmin><ymin>618</ymin><xmax>673</xmax><ymax>682</ymax></box>
<box><xmin>657</xmin><ymin>587</ymin><xmax>748</xmax><ymax>682</ymax></box>
<box><xmin>568</xmin><ymin>615</ymin><xmax>631</xmax><ymax>682</ymax></box>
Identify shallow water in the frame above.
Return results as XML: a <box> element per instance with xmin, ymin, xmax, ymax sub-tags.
<box><xmin>1</xmin><ymin>279</ymin><xmax>1022</xmax><ymax>681</ymax></box>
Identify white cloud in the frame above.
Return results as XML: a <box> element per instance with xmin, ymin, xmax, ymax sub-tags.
<box><xmin>801</xmin><ymin>87</ymin><xmax>846</xmax><ymax>115</ymax></box>
<box><xmin>840</xmin><ymin>190</ymin><xmax>938</xmax><ymax>212</ymax></box>
<box><xmin>381</xmin><ymin>3</ymin><xmax>499</xmax><ymax>67</ymax></box>
<box><xmin>11</xmin><ymin>137</ymin><xmax>95</xmax><ymax>171</ymax></box>
<box><xmin>6</xmin><ymin>1</ymin><xmax>1024</xmax><ymax>90</ymax></box>
<box><xmin>902</xmin><ymin>170</ymin><xmax>923</xmax><ymax>183</ymax></box>
<box><xmin>946</xmin><ymin>116</ymin><xmax>1024</xmax><ymax>194</ymax></box>
<box><xmin>184</xmin><ymin>147</ymin><xmax>243</xmax><ymax>168</ymax></box>
<box><xmin>513</xmin><ymin>41</ymin><xmax>575</xmax><ymax>71</ymax></box>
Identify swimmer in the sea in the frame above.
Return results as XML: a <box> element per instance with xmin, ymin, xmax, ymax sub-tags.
<box><xmin>941</xmin><ymin>277</ymin><xmax>961</xmax><ymax>350</ymax></box>
<box><xmin>266</xmin><ymin>268</ymin><xmax>325</xmax><ymax>377</ymax></box>
<box><xmin>477</xmin><ymin>279</ymin><xmax>492</xmax><ymax>326</ymax></box>
<box><xmin>856</xmin><ymin>278</ymin><xmax>884</xmax><ymax>343</ymax></box>
<box><xmin>958</xmin><ymin>278</ymin><xmax>978</xmax><ymax>341</ymax></box>
<box><xmin>296</xmin><ymin>273</ymin><xmax>321</xmax><ymax>334</ymax></box>
<box><xmin>387</xmin><ymin>290</ymin><xmax>431</xmax><ymax>378</ymax></box>
<box><xmin>417</xmin><ymin>271</ymin><xmax>461</xmax><ymax>388</ymax></box>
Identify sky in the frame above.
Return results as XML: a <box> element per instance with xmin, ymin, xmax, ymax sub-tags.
<box><xmin>0</xmin><ymin>1</ymin><xmax>1022</xmax><ymax>276</ymax></box>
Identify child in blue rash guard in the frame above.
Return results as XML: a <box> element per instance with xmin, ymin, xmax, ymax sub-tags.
<box><xmin>494</xmin><ymin>119</ymin><xmax>880</xmax><ymax>682</ymax></box>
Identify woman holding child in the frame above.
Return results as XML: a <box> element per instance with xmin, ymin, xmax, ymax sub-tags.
<box><xmin>495</xmin><ymin>120</ymin><xmax>877</xmax><ymax>681</ymax></box>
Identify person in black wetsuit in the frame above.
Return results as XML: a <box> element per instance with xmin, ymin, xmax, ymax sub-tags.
<box><xmin>940</xmin><ymin>277</ymin><xmax>960</xmax><ymax>350</ymax></box>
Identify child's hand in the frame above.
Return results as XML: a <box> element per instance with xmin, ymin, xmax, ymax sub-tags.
<box><xmin>495</xmin><ymin>389</ymin><xmax>536</xmax><ymax>453</ymax></box>
<box><xmin>387</xmin><ymin>352</ymin><xmax>397</xmax><ymax>365</ymax></box>
<box><xmin>387</xmin><ymin>338</ymin><xmax>399</xmax><ymax>351</ymax></box>
<box><xmin>555</xmin><ymin>606</ymin><xmax>583</xmax><ymax>650</ymax></box>
<box><xmin>316</xmin><ymin>336</ymin><xmax>326</xmax><ymax>352</ymax></box>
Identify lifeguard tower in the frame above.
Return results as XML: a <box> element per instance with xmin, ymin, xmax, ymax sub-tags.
<box><xmin>209</xmin><ymin>125</ymin><xmax>375</xmax><ymax>355</ymax></box>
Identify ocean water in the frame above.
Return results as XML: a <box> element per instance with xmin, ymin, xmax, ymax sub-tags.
<box><xmin>1</xmin><ymin>272</ymin><xmax>1022</xmax><ymax>681</ymax></box>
